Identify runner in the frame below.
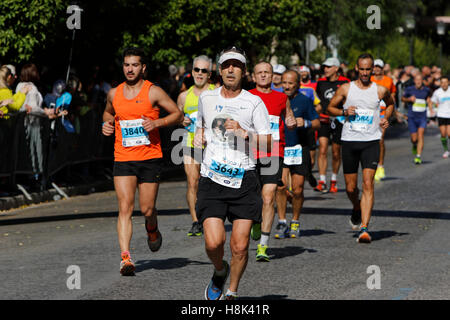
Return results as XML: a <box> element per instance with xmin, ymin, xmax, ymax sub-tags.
<box><xmin>102</xmin><ymin>47</ymin><xmax>183</xmax><ymax>275</ymax></box>
<box><xmin>299</xmin><ymin>66</ymin><xmax>322</xmax><ymax>187</ymax></box>
<box><xmin>315</xmin><ymin>58</ymin><xmax>350</xmax><ymax>193</ymax></box>
<box><xmin>430</xmin><ymin>75</ymin><xmax>450</xmax><ymax>158</ymax></box>
<box><xmin>195</xmin><ymin>46</ymin><xmax>271</xmax><ymax>300</ymax></box>
<box><xmin>176</xmin><ymin>55</ymin><xmax>215</xmax><ymax>237</ymax></box>
<box><xmin>271</xmin><ymin>64</ymin><xmax>287</xmax><ymax>93</ymax></box>
<box><xmin>274</xmin><ymin>70</ymin><xmax>320</xmax><ymax>239</ymax></box>
<box><xmin>370</xmin><ymin>59</ymin><xmax>397</xmax><ymax>181</ymax></box>
<box><xmin>248</xmin><ymin>61</ymin><xmax>296</xmax><ymax>262</ymax></box>
<box><xmin>327</xmin><ymin>53</ymin><xmax>394</xmax><ymax>243</ymax></box>
<box><xmin>401</xmin><ymin>74</ymin><xmax>434</xmax><ymax>164</ymax></box>
<box><xmin>300</xmin><ymin>65</ymin><xmax>317</xmax><ymax>90</ymax></box>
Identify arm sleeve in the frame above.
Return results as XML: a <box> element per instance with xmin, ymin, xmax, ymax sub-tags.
<box><xmin>6</xmin><ymin>91</ymin><xmax>26</xmax><ymax>113</ymax></box>
<box><xmin>431</xmin><ymin>91</ymin><xmax>439</xmax><ymax>105</ymax></box>
<box><xmin>306</xmin><ymin>99</ymin><xmax>319</xmax><ymax>120</ymax></box>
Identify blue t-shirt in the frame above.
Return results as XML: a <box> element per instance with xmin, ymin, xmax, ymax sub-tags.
<box><xmin>403</xmin><ymin>85</ymin><xmax>431</xmax><ymax>118</ymax></box>
<box><xmin>284</xmin><ymin>92</ymin><xmax>319</xmax><ymax>147</ymax></box>
<box><xmin>271</xmin><ymin>83</ymin><xmax>284</xmax><ymax>93</ymax></box>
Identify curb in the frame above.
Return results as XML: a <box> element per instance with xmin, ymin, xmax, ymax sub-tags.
<box><xmin>0</xmin><ymin>165</ymin><xmax>185</xmax><ymax>212</ymax></box>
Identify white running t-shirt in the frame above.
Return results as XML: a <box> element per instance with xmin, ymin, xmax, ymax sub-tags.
<box><xmin>197</xmin><ymin>87</ymin><xmax>270</xmax><ymax>188</ymax></box>
<box><xmin>431</xmin><ymin>87</ymin><xmax>450</xmax><ymax>119</ymax></box>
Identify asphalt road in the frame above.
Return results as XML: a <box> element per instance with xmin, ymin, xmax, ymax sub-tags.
<box><xmin>0</xmin><ymin>124</ymin><xmax>449</xmax><ymax>301</ymax></box>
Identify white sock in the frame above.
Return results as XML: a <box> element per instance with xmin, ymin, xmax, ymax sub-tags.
<box><xmin>279</xmin><ymin>219</ymin><xmax>287</xmax><ymax>224</ymax></box>
<box><xmin>320</xmin><ymin>175</ymin><xmax>326</xmax><ymax>182</ymax></box>
<box><xmin>331</xmin><ymin>173</ymin><xmax>337</xmax><ymax>181</ymax></box>
<box><xmin>260</xmin><ymin>234</ymin><xmax>269</xmax><ymax>246</ymax></box>
<box><xmin>226</xmin><ymin>289</ymin><xmax>238</xmax><ymax>297</ymax></box>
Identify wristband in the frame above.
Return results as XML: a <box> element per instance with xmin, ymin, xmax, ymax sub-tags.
<box><xmin>304</xmin><ymin>120</ymin><xmax>311</xmax><ymax>128</ymax></box>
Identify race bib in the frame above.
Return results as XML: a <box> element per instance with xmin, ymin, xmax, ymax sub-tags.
<box><xmin>120</xmin><ymin>119</ymin><xmax>150</xmax><ymax>147</ymax></box>
<box><xmin>283</xmin><ymin>144</ymin><xmax>302</xmax><ymax>165</ymax></box>
<box><xmin>412</xmin><ymin>99</ymin><xmax>426</xmax><ymax>112</ymax></box>
<box><xmin>269</xmin><ymin>115</ymin><xmax>280</xmax><ymax>141</ymax></box>
<box><xmin>336</xmin><ymin>116</ymin><xmax>346</xmax><ymax>124</ymax></box>
<box><xmin>206</xmin><ymin>159</ymin><xmax>245</xmax><ymax>188</ymax></box>
<box><xmin>185</xmin><ymin>111</ymin><xmax>197</xmax><ymax>133</ymax></box>
<box><xmin>349</xmin><ymin>109</ymin><xmax>374</xmax><ymax>133</ymax></box>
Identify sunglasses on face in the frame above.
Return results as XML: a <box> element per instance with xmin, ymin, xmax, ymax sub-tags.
<box><xmin>193</xmin><ymin>67</ymin><xmax>209</xmax><ymax>74</ymax></box>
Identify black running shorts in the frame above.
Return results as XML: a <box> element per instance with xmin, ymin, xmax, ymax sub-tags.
<box><xmin>282</xmin><ymin>146</ymin><xmax>311</xmax><ymax>177</ymax></box>
<box><xmin>195</xmin><ymin>170</ymin><xmax>262</xmax><ymax>224</ymax></box>
<box><xmin>342</xmin><ymin>140</ymin><xmax>380</xmax><ymax>174</ymax></box>
<box><xmin>256</xmin><ymin>157</ymin><xmax>283</xmax><ymax>185</ymax></box>
<box><xmin>113</xmin><ymin>158</ymin><xmax>162</xmax><ymax>183</ymax></box>
<box><xmin>438</xmin><ymin>117</ymin><xmax>450</xmax><ymax>126</ymax></box>
<box><xmin>317</xmin><ymin>119</ymin><xmax>343</xmax><ymax>145</ymax></box>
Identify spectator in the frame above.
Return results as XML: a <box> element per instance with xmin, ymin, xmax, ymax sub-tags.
<box><xmin>16</xmin><ymin>63</ymin><xmax>46</xmax><ymax>189</ymax></box>
<box><xmin>0</xmin><ymin>65</ymin><xmax>30</xmax><ymax>118</ymax></box>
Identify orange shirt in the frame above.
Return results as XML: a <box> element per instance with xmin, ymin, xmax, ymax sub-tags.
<box><xmin>371</xmin><ymin>75</ymin><xmax>396</xmax><ymax>94</ymax></box>
<box><xmin>113</xmin><ymin>80</ymin><xmax>163</xmax><ymax>161</ymax></box>
<box><xmin>371</xmin><ymin>75</ymin><xmax>395</xmax><ymax>116</ymax></box>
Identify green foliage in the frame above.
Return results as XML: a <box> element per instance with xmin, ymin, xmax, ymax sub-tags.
<box><xmin>0</xmin><ymin>0</ymin><xmax>69</xmax><ymax>63</ymax></box>
<box><xmin>121</xmin><ymin>0</ymin><xmax>333</xmax><ymax>67</ymax></box>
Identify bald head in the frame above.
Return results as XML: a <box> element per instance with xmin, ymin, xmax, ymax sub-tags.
<box><xmin>281</xmin><ymin>70</ymin><xmax>300</xmax><ymax>98</ymax></box>
<box><xmin>253</xmin><ymin>61</ymin><xmax>273</xmax><ymax>89</ymax></box>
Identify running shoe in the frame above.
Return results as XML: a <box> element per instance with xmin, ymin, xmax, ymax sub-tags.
<box><xmin>412</xmin><ymin>145</ymin><xmax>417</xmax><ymax>156</ymax></box>
<box><xmin>145</xmin><ymin>220</ymin><xmax>162</xmax><ymax>252</ymax></box>
<box><xmin>314</xmin><ymin>180</ymin><xmax>327</xmax><ymax>193</ymax></box>
<box><xmin>357</xmin><ymin>226</ymin><xmax>372</xmax><ymax>243</ymax></box>
<box><xmin>251</xmin><ymin>223</ymin><xmax>261</xmax><ymax>241</ymax></box>
<box><xmin>119</xmin><ymin>252</ymin><xmax>135</xmax><ymax>276</ymax></box>
<box><xmin>328</xmin><ymin>180</ymin><xmax>338</xmax><ymax>193</ymax></box>
<box><xmin>349</xmin><ymin>209</ymin><xmax>362</xmax><ymax>231</ymax></box>
<box><xmin>414</xmin><ymin>157</ymin><xmax>422</xmax><ymax>165</ymax></box>
<box><xmin>289</xmin><ymin>221</ymin><xmax>300</xmax><ymax>238</ymax></box>
<box><xmin>225</xmin><ymin>292</ymin><xmax>238</xmax><ymax>300</ymax></box>
<box><xmin>256</xmin><ymin>244</ymin><xmax>270</xmax><ymax>262</ymax></box>
<box><xmin>187</xmin><ymin>221</ymin><xmax>202</xmax><ymax>237</ymax></box>
<box><xmin>442</xmin><ymin>151</ymin><xmax>449</xmax><ymax>159</ymax></box>
<box><xmin>374</xmin><ymin>166</ymin><xmax>385</xmax><ymax>181</ymax></box>
<box><xmin>205</xmin><ymin>261</ymin><xmax>230</xmax><ymax>300</ymax></box>
<box><xmin>274</xmin><ymin>222</ymin><xmax>289</xmax><ymax>239</ymax></box>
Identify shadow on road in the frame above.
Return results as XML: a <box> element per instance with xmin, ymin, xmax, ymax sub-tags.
<box><xmin>1</xmin><ymin>207</ymin><xmax>448</xmax><ymax>226</ymax></box>
<box><xmin>260</xmin><ymin>246</ymin><xmax>318</xmax><ymax>260</ymax></box>
<box><xmin>134</xmin><ymin>257</ymin><xmax>210</xmax><ymax>273</ymax></box>
<box><xmin>349</xmin><ymin>230</ymin><xmax>409</xmax><ymax>242</ymax></box>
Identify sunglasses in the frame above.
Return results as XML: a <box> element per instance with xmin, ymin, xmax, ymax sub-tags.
<box><xmin>193</xmin><ymin>67</ymin><xmax>209</xmax><ymax>74</ymax></box>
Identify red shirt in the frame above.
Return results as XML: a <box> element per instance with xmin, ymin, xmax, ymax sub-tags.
<box><xmin>301</xmin><ymin>81</ymin><xmax>317</xmax><ymax>90</ymax></box>
<box><xmin>249</xmin><ymin>88</ymin><xmax>287</xmax><ymax>159</ymax></box>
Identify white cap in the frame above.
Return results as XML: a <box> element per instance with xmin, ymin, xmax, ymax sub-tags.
<box><xmin>5</xmin><ymin>64</ymin><xmax>16</xmax><ymax>76</ymax></box>
<box><xmin>374</xmin><ymin>59</ymin><xmax>384</xmax><ymax>68</ymax></box>
<box><xmin>299</xmin><ymin>66</ymin><xmax>310</xmax><ymax>74</ymax></box>
<box><xmin>322</xmin><ymin>57</ymin><xmax>340</xmax><ymax>67</ymax></box>
<box><xmin>273</xmin><ymin>64</ymin><xmax>286</xmax><ymax>74</ymax></box>
<box><xmin>218</xmin><ymin>50</ymin><xmax>247</xmax><ymax>66</ymax></box>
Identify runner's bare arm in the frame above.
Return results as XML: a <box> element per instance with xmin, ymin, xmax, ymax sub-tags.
<box><xmin>102</xmin><ymin>88</ymin><xmax>116</xmax><ymax>136</ymax></box>
<box><xmin>284</xmin><ymin>99</ymin><xmax>296</xmax><ymax>130</ymax></box>
<box><xmin>380</xmin><ymin>85</ymin><xmax>395</xmax><ymax>120</ymax></box>
<box><xmin>327</xmin><ymin>83</ymin><xmax>350</xmax><ymax>116</ymax></box>
<box><xmin>176</xmin><ymin>90</ymin><xmax>191</xmax><ymax>126</ymax></box>
<box><xmin>148</xmin><ymin>85</ymin><xmax>184</xmax><ymax>129</ymax></box>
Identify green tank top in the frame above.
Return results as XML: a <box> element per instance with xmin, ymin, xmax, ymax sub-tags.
<box><xmin>183</xmin><ymin>84</ymin><xmax>215</xmax><ymax>147</ymax></box>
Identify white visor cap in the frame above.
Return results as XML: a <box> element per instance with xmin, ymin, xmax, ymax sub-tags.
<box><xmin>218</xmin><ymin>51</ymin><xmax>246</xmax><ymax>66</ymax></box>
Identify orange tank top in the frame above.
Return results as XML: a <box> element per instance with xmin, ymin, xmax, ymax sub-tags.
<box><xmin>113</xmin><ymin>80</ymin><xmax>163</xmax><ymax>161</ymax></box>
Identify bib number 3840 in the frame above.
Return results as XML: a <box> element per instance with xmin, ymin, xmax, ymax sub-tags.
<box><xmin>120</xmin><ymin>119</ymin><xmax>150</xmax><ymax>147</ymax></box>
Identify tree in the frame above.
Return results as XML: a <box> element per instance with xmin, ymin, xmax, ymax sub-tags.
<box><xmin>0</xmin><ymin>0</ymin><xmax>69</xmax><ymax>63</ymax></box>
